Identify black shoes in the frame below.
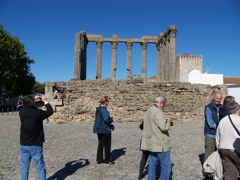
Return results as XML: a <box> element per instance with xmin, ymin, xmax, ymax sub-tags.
<box><xmin>97</xmin><ymin>160</ymin><xmax>104</xmax><ymax>164</ymax></box>
<box><xmin>97</xmin><ymin>160</ymin><xmax>115</xmax><ymax>164</ymax></box>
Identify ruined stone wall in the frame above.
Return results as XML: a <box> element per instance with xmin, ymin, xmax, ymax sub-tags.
<box><xmin>46</xmin><ymin>79</ymin><xmax>227</xmax><ymax>123</ymax></box>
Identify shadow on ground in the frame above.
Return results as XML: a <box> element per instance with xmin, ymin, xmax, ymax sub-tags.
<box><xmin>111</xmin><ymin>147</ymin><xmax>127</xmax><ymax>162</ymax></box>
<box><xmin>47</xmin><ymin>158</ymin><xmax>90</xmax><ymax>180</ymax></box>
<box><xmin>199</xmin><ymin>153</ymin><xmax>204</xmax><ymax>166</ymax></box>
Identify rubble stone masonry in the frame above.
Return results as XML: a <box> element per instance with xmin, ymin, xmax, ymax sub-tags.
<box><xmin>45</xmin><ymin>79</ymin><xmax>227</xmax><ymax>123</ymax></box>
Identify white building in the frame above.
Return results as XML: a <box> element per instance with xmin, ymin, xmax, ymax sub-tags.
<box><xmin>225</xmin><ymin>84</ymin><xmax>240</xmax><ymax>104</ymax></box>
<box><xmin>180</xmin><ymin>69</ymin><xmax>223</xmax><ymax>86</ymax></box>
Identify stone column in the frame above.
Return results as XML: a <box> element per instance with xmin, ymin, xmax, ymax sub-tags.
<box><xmin>73</xmin><ymin>32</ymin><xmax>81</xmax><ymax>80</ymax></box>
<box><xmin>111</xmin><ymin>41</ymin><xmax>118</xmax><ymax>82</ymax></box>
<box><xmin>96</xmin><ymin>41</ymin><xmax>103</xmax><ymax>79</ymax></box>
<box><xmin>169</xmin><ymin>28</ymin><xmax>177</xmax><ymax>81</ymax></box>
<box><xmin>163</xmin><ymin>39</ymin><xmax>169</xmax><ymax>81</ymax></box>
<box><xmin>141</xmin><ymin>42</ymin><xmax>147</xmax><ymax>79</ymax></box>
<box><xmin>73</xmin><ymin>31</ymin><xmax>88</xmax><ymax>80</ymax></box>
<box><xmin>126</xmin><ymin>41</ymin><xmax>133</xmax><ymax>79</ymax></box>
<box><xmin>156</xmin><ymin>42</ymin><xmax>164</xmax><ymax>81</ymax></box>
<box><xmin>159</xmin><ymin>39</ymin><xmax>166</xmax><ymax>81</ymax></box>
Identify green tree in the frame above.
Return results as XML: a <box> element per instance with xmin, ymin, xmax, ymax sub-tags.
<box><xmin>31</xmin><ymin>81</ymin><xmax>45</xmax><ymax>95</ymax></box>
<box><xmin>0</xmin><ymin>25</ymin><xmax>35</xmax><ymax>96</ymax></box>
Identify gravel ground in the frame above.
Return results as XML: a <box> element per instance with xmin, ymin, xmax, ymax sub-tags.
<box><xmin>0</xmin><ymin>113</ymin><xmax>206</xmax><ymax>180</ymax></box>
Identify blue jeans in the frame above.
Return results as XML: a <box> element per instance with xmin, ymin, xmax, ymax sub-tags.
<box><xmin>20</xmin><ymin>145</ymin><xmax>46</xmax><ymax>180</ymax></box>
<box><xmin>148</xmin><ymin>150</ymin><xmax>171</xmax><ymax>180</ymax></box>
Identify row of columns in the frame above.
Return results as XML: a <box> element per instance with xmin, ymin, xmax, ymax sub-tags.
<box><xmin>73</xmin><ymin>26</ymin><xmax>178</xmax><ymax>82</ymax></box>
<box><xmin>95</xmin><ymin>40</ymin><xmax>148</xmax><ymax>81</ymax></box>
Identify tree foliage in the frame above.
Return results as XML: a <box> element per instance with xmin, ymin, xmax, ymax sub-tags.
<box><xmin>31</xmin><ymin>81</ymin><xmax>45</xmax><ymax>95</ymax></box>
<box><xmin>0</xmin><ymin>25</ymin><xmax>35</xmax><ymax>96</ymax></box>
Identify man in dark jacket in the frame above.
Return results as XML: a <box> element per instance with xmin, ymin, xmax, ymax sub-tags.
<box><xmin>203</xmin><ymin>92</ymin><xmax>223</xmax><ymax>162</ymax></box>
<box><xmin>19</xmin><ymin>94</ymin><xmax>53</xmax><ymax>180</ymax></box>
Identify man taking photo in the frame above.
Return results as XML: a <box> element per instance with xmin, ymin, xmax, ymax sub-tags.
<box><xmin>19</xmin><ymin>94</ymin><xmax>53</xmax><ymax>180</ymax></box>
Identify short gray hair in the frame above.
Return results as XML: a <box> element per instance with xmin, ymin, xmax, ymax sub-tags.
<box><xmin>154</xmin><ymin>95</ymin><xmax>167</xmax><ymax>104</ymax></box>
<box><xmin>212</xmin><ymin>91</ymin><xmax>222</xmax><ymax>100</ymax></box>
<box><xmin>228</xmin><ymin>102</ymin><xmax>240</xmax><ymax>114</ymax></box>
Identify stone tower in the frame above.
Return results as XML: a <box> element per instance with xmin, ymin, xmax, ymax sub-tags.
<box><xmin>176</xmin><ymin>53</ymin><xmax>202</xmax><ymax>80</ymax></box>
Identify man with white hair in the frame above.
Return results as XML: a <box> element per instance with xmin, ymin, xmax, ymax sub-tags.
<box><xmin>140</xmin><ymin>95</ymin><xmax>172</xmax><ymax>180</ymax></box>
<box><xmin>203</xmin><ymin>91</ymin><xmax>223</xmax><ymax>163</ymax></box>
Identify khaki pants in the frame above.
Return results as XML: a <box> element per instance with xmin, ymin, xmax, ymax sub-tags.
<box><xmin>204</xmin><ymin>135</ymin><xmax>216</xmax><ymax>163</ymax></box>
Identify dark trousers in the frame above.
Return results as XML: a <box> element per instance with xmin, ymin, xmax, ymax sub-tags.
<box><xmin>97</xmin><ymin>133</ymin><xmax>111</xmax><ymax>162</ymax></box>
<box><xmin>219</xmin><ymin>149</ymin><xmax>240</xmax><ymax>180</ymax></box>
<box><xmin>139</xmin><ymin>150</ymin><xmax>150</xmax><ymax>176</ymax></box>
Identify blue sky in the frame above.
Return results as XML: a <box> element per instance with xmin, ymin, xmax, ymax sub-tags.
<box><xmin>1</xmin><ymin>0</ymin><xmax>240</xmax><ymax>83</ymax></box>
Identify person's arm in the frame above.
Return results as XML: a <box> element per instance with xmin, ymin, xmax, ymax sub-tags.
<box><xmin>100</xmin><ymin>108</ymin><xmax>113</xmax><ymax>125</ymax></box>
<box><xmin>205</xmin><ymin>107</ymin><xmax>217</xmax><ymax>129</ymax></box>
<box><xmin>155</xmin><ymin>111</ymin><xmax>170</xmax><ymax>131</ymax></box>
<box><xmin>39</xmin><ymin>95</ymin><xmax>53</xmax><ymax>120</ymax></box>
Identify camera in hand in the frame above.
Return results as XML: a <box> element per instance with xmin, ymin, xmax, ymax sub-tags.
<box><xmin>110</xmin><ymin>124</ymin><xmax>115</xmax><ymax>131</ymax></box>
<box><xmin>170</xmin><ymin>122</ymin><xmax>173</xmax><ymax>126</ymax></box>
<box><xmin>36</xmin><ymin>94</ymin><xmax>44</xmax><ymax>107</ymax></box>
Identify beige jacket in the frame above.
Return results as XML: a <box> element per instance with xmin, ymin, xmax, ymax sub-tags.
<box><xmin>140</xmin><ymin>105</ymin><xmax>171</xmax><ymax>152</ymax></box>
<box><xmin>203</xmin><ymin>151</ymin><xmax>223</xmax><ymax>180</ymax></box>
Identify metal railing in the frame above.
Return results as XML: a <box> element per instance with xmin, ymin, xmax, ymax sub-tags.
<box><xmin>1</xmin><ymin>106</ymin><xmax>18</xmax><ymax>115</ymax></box>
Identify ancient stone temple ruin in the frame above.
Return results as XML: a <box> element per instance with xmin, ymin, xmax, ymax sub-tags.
<box><xmin>73</xmin><ymin>25</ymin><xmax>178</xmax><ymax>82</ymax></box>
<box><xmin>45</xmin><ymin>25</ymin><xmax>228</xmax><ymax>123</ymax></box>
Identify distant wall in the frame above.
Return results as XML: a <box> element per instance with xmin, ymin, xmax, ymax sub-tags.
<box><xmin>45</xmin><ymin>79</ymin><xmax>227</xmax><ymax>123</ymax></box>
<box><xmin>180</xmin><ymin>73</ymin><xmax>224</xmax><ymax>86</ymax></box>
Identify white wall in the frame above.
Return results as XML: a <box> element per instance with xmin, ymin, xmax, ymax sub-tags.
<box><xmin>227</xmin><ymin>85</ymin><xmax>240</xmax><ymax>104</ymax></box>
<box><xmin>180</xmin><ymin>72</ymin><xmax>223</xmax><ymax>86</ymax></box>
<box><xmin>179</xmin><ymin>70</ymin><xmax>240</xmax><ymax>103</ymax></box>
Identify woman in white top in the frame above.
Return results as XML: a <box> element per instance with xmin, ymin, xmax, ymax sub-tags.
<box><xmin>216</xmin><ymin>101</ymin><xmax>240</xmax><ymax>180</ymax></box>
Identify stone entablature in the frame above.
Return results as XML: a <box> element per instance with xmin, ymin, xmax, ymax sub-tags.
<box><xmin>45</xmin><ymin>79</ymin><xmax>227</xmax><ymax>123</ymax></box>
<box><xmin>87</xmin><ymin>35</ymin><xmax>158</xmax><ymax>43</ymax></box>
<box><xmin>73</xmin><ymin>25</ymin><xmax>178</xmax><ymax>82</ymax></box>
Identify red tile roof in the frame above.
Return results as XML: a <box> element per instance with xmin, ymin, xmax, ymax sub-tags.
<box><xmin>149</xmin><ymin>76</ymin><xmax>240</xmax><ymax>84</ymax></box>
<box><xmin>224</xmin><ymin>77</ymin><xmax>240</xmax><ymax>84</ymax></box>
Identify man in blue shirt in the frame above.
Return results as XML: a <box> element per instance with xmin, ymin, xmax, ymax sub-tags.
<box><xmin>204</xmin><ymin>91</ymin><xmax>223</xmax><ymax>164</ymax></box>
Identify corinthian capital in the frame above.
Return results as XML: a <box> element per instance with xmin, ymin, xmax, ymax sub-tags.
<box><xmin>96</xmin><ymin>41</ymin><xmax>103</xmax><ymax>48</ymax></box>
<box><xmin>111</xmin><ymin>41</ymin><xmax>118</xmax><ymax>49</ymax></box>
<box><xmin>126</xmin><ymin>41</ymin><xmax>133</xmax><ymax>49</ymax></box>
<box><xmin>140</xmin><ymin>42</ymin><xmax>147</xmax><ymax>50</ymax></box>
<box><xmin>170</xmin><ymin>29</ymin><xmax>177</xmax><ymax>37</ymax></box>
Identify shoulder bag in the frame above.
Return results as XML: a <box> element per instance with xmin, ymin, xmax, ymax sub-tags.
<box><xmin>228</xmin><ymin>114</ymin><xmax>240</xmax><ymax>136</ymax></box>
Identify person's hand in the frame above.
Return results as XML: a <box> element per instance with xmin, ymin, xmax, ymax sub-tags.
<box><xmin>35</xmin><ymin>95</ymin><xmax>41</xmax><ymax>102</ymax></box>
<box><xmin>41</xmin><ymin>95</ymin><xmax>47</xmax><ymax>103</ymax></box>
<box><xmin>166</xmin><ymin>119</ymin><xmax>173</xmax><ymax>127</ymax></box>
